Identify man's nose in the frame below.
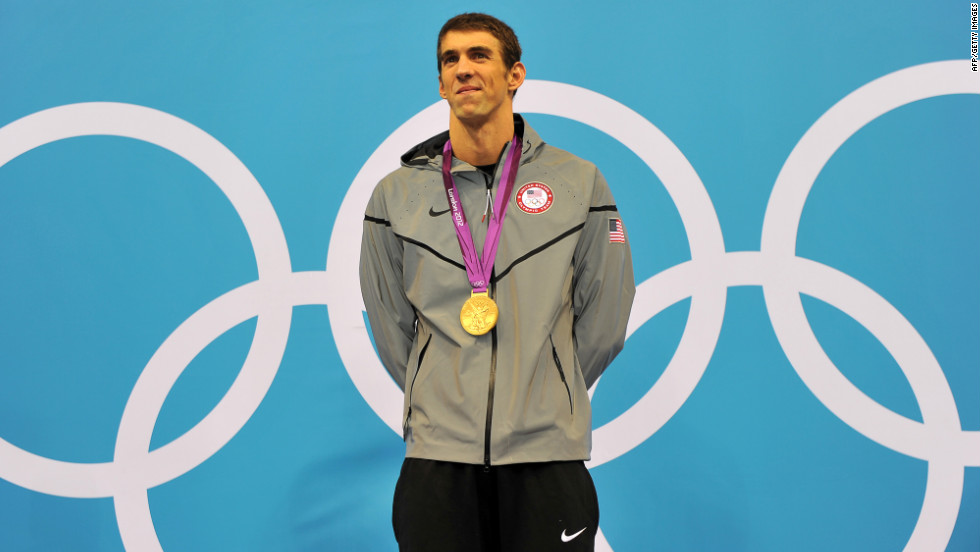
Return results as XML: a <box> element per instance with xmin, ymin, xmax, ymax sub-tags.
<box><xmin>456</xmin><ymin>57</ymin><xmax>473</xmax><ymax>79</ymax></box>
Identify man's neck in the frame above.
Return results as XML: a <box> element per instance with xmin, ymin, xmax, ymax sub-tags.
<box><xmin>447</xmin><ymin>112</ymin><xmax>515</xmax><ymax>166</ymax></box>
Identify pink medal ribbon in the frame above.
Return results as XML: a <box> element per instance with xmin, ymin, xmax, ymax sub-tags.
<box><xmin>441</xmin><ymin>134</ymin><xmax>522</xmax><ymax>294</ymax></box>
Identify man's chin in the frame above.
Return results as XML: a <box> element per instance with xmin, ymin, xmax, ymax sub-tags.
<box><xmin>450</xmin><ymin>107</ymin><xmax>491</xmax><ymax>126</ymax></box>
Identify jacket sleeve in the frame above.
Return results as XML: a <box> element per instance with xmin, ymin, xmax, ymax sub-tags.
<box><xmin>572</xmin><ymin>168</ymin><xmax>636</xmax><ymax>388</ymax></box>
<box><xmin>359</xmin><ymin>181</ymin><xmax>416</xmax><ymax>391</ymax></box>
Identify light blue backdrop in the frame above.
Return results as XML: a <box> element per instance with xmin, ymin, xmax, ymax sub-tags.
<box><xmin>1</xmin><ymin>1</ymin><xmax>977</xmax><ymax>550</ymax></box>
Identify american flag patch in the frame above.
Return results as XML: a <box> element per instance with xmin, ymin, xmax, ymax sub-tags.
<box><xmin>608</xmin><ymin>218</ymin><xmax>625</xmax><ymax>243</ymax></box>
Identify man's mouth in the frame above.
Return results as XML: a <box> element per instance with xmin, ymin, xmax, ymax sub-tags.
<box><xmin>457</xmin><ymin>86</ymin><xmax>480</xmax><ymax>95</ymax></box>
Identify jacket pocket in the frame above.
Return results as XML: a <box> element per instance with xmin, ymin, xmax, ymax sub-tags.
<box><xmin>404</xmin><ymin>333</ymin><xmax>432</xmax><ymax>435</ymax></box>
<box><xmin>549</xmin><ymin>335</ymin><xmax>573</xmax><ymax>415</ymax></box>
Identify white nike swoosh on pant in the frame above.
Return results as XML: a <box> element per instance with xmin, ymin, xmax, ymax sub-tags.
<box><xmin>561</xmin><ymin>527</ymin><xmax>587</xmax><ymax>542</ymax></box>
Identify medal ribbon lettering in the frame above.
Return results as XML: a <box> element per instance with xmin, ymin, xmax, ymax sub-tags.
<box><xmin>441</xmin><ymin>135</ymin><xmax>521</xmax><ymax>292</ymax></box>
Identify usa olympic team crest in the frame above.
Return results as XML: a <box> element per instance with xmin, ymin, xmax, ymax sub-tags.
<box><xmin>516</xmin><ymin>181</ymin><xmax>554</xmax><ymax>214</ymax></box>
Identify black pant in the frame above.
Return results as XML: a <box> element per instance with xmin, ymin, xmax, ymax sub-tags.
<box><xmin>392</xmin><ymin>458</ymin><xmax>599</xmax><ymax>552</ymax></box>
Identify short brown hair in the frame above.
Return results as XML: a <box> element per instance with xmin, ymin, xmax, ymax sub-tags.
<box><xmin>437</xmin><ymin>13</ymin><xmax>522</xmax><ymax>72</ymax></box>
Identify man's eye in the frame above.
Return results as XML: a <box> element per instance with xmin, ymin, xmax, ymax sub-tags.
<box><xmin>443</xmin><ymin>55</ymin><xmax>458</xmax><ymax>65</ymax></box>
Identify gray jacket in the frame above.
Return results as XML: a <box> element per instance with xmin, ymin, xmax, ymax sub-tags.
<box><xmin>359</xmin><ymin>116</ymin><xmax>635</xmax><ymax>466</ymax></box>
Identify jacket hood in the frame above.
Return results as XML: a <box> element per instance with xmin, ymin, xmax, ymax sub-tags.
<box><xmin>399</xmin><ymin>114</ymin><xmax>542</xmax><ymax>170</ymax></box>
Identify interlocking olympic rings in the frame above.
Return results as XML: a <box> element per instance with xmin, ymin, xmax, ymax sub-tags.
<box><xmin>0</xmin><ymin>60</ymin><xmax>977</xmax><ymax>552</ymax></box>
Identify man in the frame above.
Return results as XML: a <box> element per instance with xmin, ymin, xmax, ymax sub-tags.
<box><xmin>359</xmin><ymin>13</ymin><xmax>635</xmax><ymax>552</ymax></box>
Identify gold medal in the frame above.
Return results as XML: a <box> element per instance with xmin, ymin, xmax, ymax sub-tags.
<box><xmin>460</xmin><ymin>291</ymin><xmax>498</xmax><ymax>336</ymax></box>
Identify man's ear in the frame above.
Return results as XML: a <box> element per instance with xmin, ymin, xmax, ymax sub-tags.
<box><xmin>508</xmin><ymin>62</ymin><xmax>526</xmax><ymax>94</ymax></box>
<box><xmin>438</xmin><ymin>74</ymin><xmax>447</xmax><ymax>99</ymax></box>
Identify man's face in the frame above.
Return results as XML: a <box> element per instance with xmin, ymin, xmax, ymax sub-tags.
<box><xmin>438</xmin><ymin>30</ymin><xmax>524</xmax><ymax>125</ymax></box>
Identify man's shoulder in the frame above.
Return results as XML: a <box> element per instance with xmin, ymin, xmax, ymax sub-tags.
<box><xmin>538</xmin><ymin>142</ymin><xmax>595</xmax><ymax>165</ymax></box>
<box><xmin>365</xmin><ymin>167</ymin><xmax>433</xmax><ymax>214</ymax></box>
<box><xmin>526</xmin><ymin>140</ymin><xmax>600</xmax><ymax>181</ymax></box>
<box><xmin>520</xmin><ymin>117</ymin><xmax>598</xmax><ymax>172</ymax></box>
<box><xmin>365</xmin><ymin>162</ymin><xmax>441</xmax><ymax>218</ymax></box>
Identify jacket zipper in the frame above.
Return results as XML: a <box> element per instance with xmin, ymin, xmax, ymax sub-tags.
<box><xmin>404</xmin><ymin>333</ymin><xmax>432</xmax><ymax>435</ymax></box>
<box><xmin>550</xmin><ymin>335</ymin><xmax>574</xmax><ymax>415</ymax></box>
<box><xmin>483</xmin><ymin>168</ymin><xmax>497</xmax><ymax>471</ymax></box>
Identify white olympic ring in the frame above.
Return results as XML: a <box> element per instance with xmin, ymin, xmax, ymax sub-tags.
<box><xmin>0</xmin><ymin>60</ymin><xmax>976</xmax><ymax>552</ymax></box>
